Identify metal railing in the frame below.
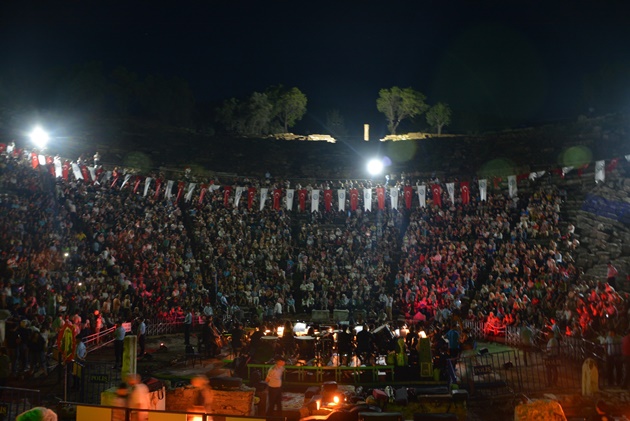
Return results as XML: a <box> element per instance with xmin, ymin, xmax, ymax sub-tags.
<box><xmin>65</xmin><ymin>402</ymin><xmax>287</xmax><ymax>421</ymax></box>
<box><xmin>0</xmin><ymin>386</ymin><xmax>41</xmax><ymax>420</ymax></box>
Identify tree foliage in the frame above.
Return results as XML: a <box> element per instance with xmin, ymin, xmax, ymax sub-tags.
<box><xmin>376</xmin><ymin>86</ymin><xmax>428</xmax><ymax>134</ymax></box>
<box><xmin>216</xmin><ymin>86</ymin><xmax>307</xmax><ymax>135</ymax></box>
<box><xmin>426</xmin><ymin>102</ymin><xmax>452</xmax><ymax>135</ymax></box>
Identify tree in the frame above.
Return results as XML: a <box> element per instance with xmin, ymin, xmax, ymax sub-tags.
<box><xmin>376</xmin><ymin>86</ymin><xmax>428</xmax><ymax>134</ymax></box>
<box><xmin>426</xmin><ymin>102</ymin><xmax>452</xmax><ymax>135</ymax></box>
<box><xmin>243</xmin><ymin>92</ymin><xmax>274</xmax><ymax>135</ymax></box>
<box><xmin>268</xmin><ymin>86</ymin><xmax>307</xmax><ymax>133</ymax></box>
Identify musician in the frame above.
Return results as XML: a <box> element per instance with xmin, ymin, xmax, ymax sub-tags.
<box><xmin>356</xmin><ymin>323</ymin><xmax>375</xmax><ymax>365</ymax></box>
<box><xmin>337</xmin><ymin>326</ymin><xmax>353</xmax><ymax>365</ymax></box>
<box><xmin>230</xmin><ymin>322</ymin><xmax>245</xmax><ymax>358</ymax></box>
<box><xmin>202</xmin><ymin>316</ymin><xmax>219</xmax><ymax>357</ymax></box>
<box><xmin>444</xmin><ymin>323</ymin><xmax>461</xmax><ymax>358</ymax></box>
<box><xmin>279</xmin><ymin>321</ymin><xmax>296</xmax><ymax>358</ymax></box>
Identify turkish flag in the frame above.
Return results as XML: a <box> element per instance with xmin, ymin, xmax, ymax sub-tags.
<box><xmin>96</xmin><ymin>167</ymin><xmax>104</xmax><ymax>182</ymax></box>
<box><xmin>199</xmin><ymin>184</ymin><xmax>208</xmax><ymax>204</ymax></box>
<box><xmin>46</xmin><ymin>156</ymin><xmax>55</xmax><ymax>177</ymax></box>
<box><xmin>607</xmin><ymin>158</ymin><xmax>620</xmax><ymax>172</ymax></box>
<box><xmin>324</xmin><ymin>190</ymin><xmax>332</xmax><ymax>212</ymax></box>
<box><xmin>31</xmin><ymin>152</ymin><xmax>39</xmax><ymax>169</ymax></box>
<box><xmin>350</xmin><ymin>189</ymin><xmax>358</xmax><ymax>211</ymax></box>
<box><xmin>273</xmin><ymin>189</ymin><xmax>282</xmax><ymax>210</ymax></box>
<box><xmin>176</xmin><ymin>181</ymin><xmax>185</xmax><ymax>202</ymax></box>
<box><xmin>224</xmin><ymin>186</ymin><xmax>233</xmax><ymax>207</ymax></box>
<box><xmin>404</xmin><ymin>186</ymin><xmax>413</xmax><ymax>209</ymax></box>
<box><xmin>0</xmin><ymin>144</ymin><xmax>5</xmax><ymax>154</ymax></box>
<box><xmin>298</xmin><ymin>189</ymin><xmax>307</xmax><ymax>212</ymax></box>
<box><xmin>154</xmin><ymin>178</ymin><xmax>162</xmax><ymax>199</ymax></box>
<box><xmin>460</xmin><ymin>181</ymin><xmax>470</xmax><ymax>204</ymax></box>
<box><xmin>247</xmin><ymin>187</ymin><xmax>256</xmax><ymax>210</ymax></box>
<box><xmin>133</xmin><ymin>176</ymin><xmax>142</xmax><ymax>194</ymax></box>
<box><xmin>432</xmin><ymin>184</ymin><xmax>442</xmax><ymax>207</ymax></box>
<box><xmin>376</xmin><ymin>187</ymin><xmax>385</xmax><ymax>210</ymax></box>
<box><xmin>62</xmin><ymin>161</ymin><xmax>70</xmax><ymax>180</ymax></box>
<box><xmin>80</xmin><ymin>165</ymin><xmax>90</xmax><ymax>182</ymax></box>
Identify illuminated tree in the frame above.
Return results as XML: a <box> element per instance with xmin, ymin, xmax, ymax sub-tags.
<box><xmin>426</xmin><ymin>102</ymin><xmax>452</xmax><ymax>135</ymax></box>
<box><xmin>376</xmin><ymin>86</ymin><xmax>428</xmax><ymax>134</ymax></box>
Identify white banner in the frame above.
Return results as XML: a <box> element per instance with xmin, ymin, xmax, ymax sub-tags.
<box><xmin>625</xmin><ymin>155</ymin><xmax>630</xmax><ymax>162</ymax></box>
<box><xmin>529</xmin><ymin>171</ymin><xmax>545</xmax><ymax>181</ymax></box>
<box><xmin>185</xmin><ymin>183</ymin><xmax>196</xmax><ymax>202</ymax></box>
<box><xmin>338</xmin><ymin>189</ymin><xmax>346</xmax><ymax>212</ymax></box>
<box><xmin>209</xmin><ymin>184</ymin><xmax>221</xmax><ymax>192</ymax></box>
<box><xmin>121</xmin><ymin>173</ymin><xmax>132</xmax><ymax>189</ymax></box>
<box><xmin>390</xmin><ymin>187</ymin><xmax>399</xmax><ymax>210</ymax></box>
<box><xmin>417</xmin><ymin>185</ymin><xmax>426</xmax><ymax>208</ymax></box>
<box><xmin>260</xmin><ymin>188</ymin><xmax>268</xmax><ymax>211</ymax></box>
<box><xmin>562</xmin><ymin>166</ymin><xmax>574</xmax><ymax>176</ymax></box>
<box><xmin>38</xmin><ymin>155</ymin><xmax>46</xmax><ymax>166</ymax></box>
<box><xmin>364</xmin><ymin>188</ymin><xmax>372</xmax><ymax>211</ymax></box>
<box><xmin>311</xmin><ymin>189</ymin><xmax>320</xmax><ymax>213</ymax></box>
<box><xmin>71</xmin><ymin>163</ymin><xmax>83</xmax><ymax>180</ymax></box>
<box><xmin>103</xmin><ymin>171</ymin><xmax>112</xmax><ymax>183</ymax></box>
<box><xmin>165</xmin><ymin>180</ymin><xmax>174</xmax><ymax>199</ymax></box>
<box><xmin>144</xmin><ymin>177</ymin><xmax>152</xmax><ymax>197</ymax></box>
<box><xmin>235</xmin><ymin>186</ymin><xmax>246</xmax><ymax>207</ymax></box>
<box><xmin>508</xmin><ymin>175</ymin><xmax>517</xmax><ymax>198</ymax></box>
<box><xmin>446</xmin><ymin>182</ymin><xmax>455</xmax><ymax>204</ymax></box>
<box><xmin>479</xmin><ymin>179</ymin><xmax>487</xmax><ymax>201</ymax></box>
<box><xmin>286</xmin><ymin>189</ymin><xmax>295</xmax><ymax>211</ymax></box>
<box><xmin>595</xmin><ymin>160</ymin><xmax>605</xmax><ymax>183</ymax></box>
<box><xmin>88</xmin><ymin>166</ymin><xmax>96</xmax><ymax>182</ymax></box>
<box><xmin>54</xmin><ymin>157</ymin><xmax>62</xmax><ymax>178</ymax></box>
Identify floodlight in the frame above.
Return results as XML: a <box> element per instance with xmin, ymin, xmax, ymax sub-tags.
<box><xmin>29</xmin><ymin>126</ymin><xmax>49</xmax><ymax>149</ymax></box>
<box><xmin>366</xmin><ymin>158</ymin><xmax>384</xmax><ymax>176</ymax></box>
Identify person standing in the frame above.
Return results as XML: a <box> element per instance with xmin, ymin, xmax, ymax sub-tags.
<box><xmin>137</xmin><ymin>318</ymin><xmax>146</xmax><ymax>356</ymax></box>
<box><xmin>184</xmin><ymin>309</ymin><xmax>193</xmax><ymax>346</ymax></box>
<box><xmin>606</xmin><ymin>329</ymin><xmax>623</xmax><ymax>386</ymax></box>
<box><xmin>114</xmin><ymin>321</ymin><xmax>126</xmax><ymax>369</ymax></box>
<box><xmin>265</xmin><ymin>355</ymin><xmax>285</xmax><ymax>416</ymax></box>
<box><xmin>127</xmin><ymin>374</ymin><xmax>150</xmax><ymax>421</ymax></box>
<box><xmin>230</xmin><ymin>322</ymin><xmax>244</xmax><ymax>358</ymax></box>
<box><xmin>546</xmin><ymin>333</ymin><xmax>560</xmax><ymax>386</ymax></box>
<box><xmin>444</xmin><ymin>324</ymin><xmax>461</xmax><ymax>358</ymax></box>
<box><xmin>520</xmin><ymin>322</ymin><xmax>535</xmax><ymax>367</ymax></box>
<box><xmin>72</xmin><ymin>335</ymin><xmax>87</xmax><ymax>390</ymax></box>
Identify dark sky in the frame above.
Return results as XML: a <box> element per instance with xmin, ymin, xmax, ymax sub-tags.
<box><xmin>2</xmin><ymin>1</ymin><xmax>630</xmax><ymax>135</ymax></box>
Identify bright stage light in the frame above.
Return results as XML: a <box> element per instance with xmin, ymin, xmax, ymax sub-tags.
<box><xmin>366</xmin><ymin>158</ymin><xmax>384</xmax><ymax>176</ymax></box>
<box><xmin>29</xmin><ymin>126</ymin><xmax>49</xmax><ymax>149</ymax></box>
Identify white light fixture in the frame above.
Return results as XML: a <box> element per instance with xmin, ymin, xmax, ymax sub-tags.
<box><xmin>366</xmin><ymin>158</ymin><xmax>384</xmax><ymax>176</ymax></box>
<box><xmin>29</xmin><ymin>126</ymin><xmax>49</xmax><ymax>149</ymax></box>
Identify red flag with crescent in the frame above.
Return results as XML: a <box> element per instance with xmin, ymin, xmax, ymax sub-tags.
<box><xmin>46</xmin><ymin>156</ymin><xmax>55</xmax><ymax>177</ymax></box>
<box><xmin>224</xmin><ymin>186</ymin><xmax>233</xmax><ymax>207</ymax></box>
<box><xmin>176</xmin><ymin>181</ymin><xmax>185</xmax><ymax>202</ymax></box>
<box><xmin>273</xmin><ymin>189</ymin><xmax>282</xmax><ymax>210</ymax></box>
<box><xmin>199</xmin><ymin>184</ymin><xmax>208</xmax><ymax>204</ymax></box>
<box><xmin>154</xmin><ymin>178</ymin><xmax>162</xmax><ymax>199</ymax></box>
<box><xmin>324</xmin><ymin>189</ymin><xmax>332</xmax><ymax>212</ymax></box>
<box><xmin>247</xmin><ymin>187</ymin><xmax>256</xmax><ymax>210</ymax></box>
<box><xmin>376</xmin><ymin>187</ymin><xmax>385</xmax><ymax>210</ymax></box>
<box><xmin>404</xmin><ymin>186</ymin><xmax>413</xmax><ymax>209</ymax></box>
<box><xmin>62</xmin><ymin>161</ymin><xmax>70</xmax><ymax>180</ymax></box>
<box><xmin>298</xmin><ymin>189</ymin><xmax>307</xmax><ymax>212</ymax></box>
<box><xmin>432</xmin><ymin>184</ymin><xmax>442</xmax><ymax>207</ymax></box>
<box><xmin>460</xmin><ymin>181</ymin><xmax>470</xmax><ymax>204</ymax></box>
<box><xmin>31</xmin><ymin>152</ymin><xmax>39</xmax><ymax>169</ymax></box>
<box><xmin>350</xmin><ymin>189</ymin><xmax>358</xmax><ymax>211</ymax></box>
<box><xmin>80</xmin><ymin>165</ymin><xmax>90</xmax><ymax>182</ymax></box>
<box><xmin>133</xmin><ymin>176</ymin><xmax>142</xmax><ymax>194</ymax></box>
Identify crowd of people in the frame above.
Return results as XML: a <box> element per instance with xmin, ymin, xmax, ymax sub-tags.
<box><xmin>0</xmin><ymin>145</ymin><xmax>627</xmax><ymax>380</ymax></box>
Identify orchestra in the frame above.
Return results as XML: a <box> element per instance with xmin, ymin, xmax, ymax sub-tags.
<box><xmin>196</xmin><ymin>314</ymin><xmax>471</xmax><ymax>374</ymax></box>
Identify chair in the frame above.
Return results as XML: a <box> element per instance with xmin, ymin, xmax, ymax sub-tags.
<box><xmin>185</xmin><ymin>345</ymin><xmax>203</xmax><ymax>367</ymax></box>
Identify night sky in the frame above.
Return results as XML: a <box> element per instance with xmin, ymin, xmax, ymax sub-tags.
<box><xmin>2</xmin><ymin>1</ymin><xmax>630</xmax><ymax>135</ymax></box>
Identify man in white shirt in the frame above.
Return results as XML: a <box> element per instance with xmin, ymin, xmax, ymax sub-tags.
<box><xmin>137</xmin><ymin>318</ymin><xmax>147</xmax><ymax>356</ymax></box>
<box><xmin>265</xmin><ymin>356</ymin><xmax>285</xmax><ymax>415</ymax></box>
<box><xmin>274</xmin><ymin>300</ymin><xmax>283</xmax><ymax>318</ymax></box>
